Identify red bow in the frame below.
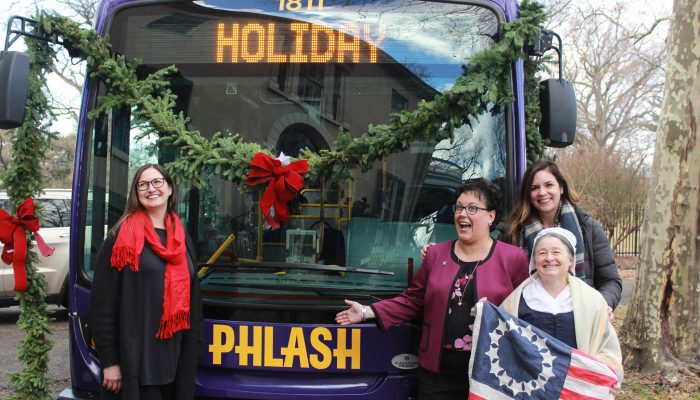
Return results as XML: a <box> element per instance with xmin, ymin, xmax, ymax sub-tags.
<box><xmin>0</xmin><ymin>198</ymin><xmax>55</xmax><ymax>292</ymax></box>
<box><xmin>246</xmin><ymin>152</ymin><xmax>309</xmax><ymax>228</ymax></box>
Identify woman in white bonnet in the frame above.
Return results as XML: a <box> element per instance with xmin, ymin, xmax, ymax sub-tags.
<box><xmin>500</xmin><ymin>227</ymin><xmax>624</xmax><ymax>385</ymax></box>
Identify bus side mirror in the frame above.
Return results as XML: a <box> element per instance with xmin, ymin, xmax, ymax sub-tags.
<box><xmin>539</xmin><ymin>78</ymin><xmax>576</xmax><ymax>148</ymax></box>
<box><xmin>0</xmin><ymin>51</ymin><xmax>30</xmax><ymax>129</ymax></box>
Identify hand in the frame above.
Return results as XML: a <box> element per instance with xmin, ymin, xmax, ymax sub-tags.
<box><xmin>607</xmin><ymin>306</ymin><xmax>614</xmax><ymax>322</ymax></box>
<box><xmin>103</xmin><ymin>365</ymin><xmax>122</xmax><ymax>393</ymax></box>
<box><xmin>471</xmin><ymin>297</ymin><xmax>489</xmax><ymax>316</ymax></box>
<box><xmin>335</xmin><ymin>299</ymin><xmax>364</xmax><ymax>326</ymax></box>
<box><xmin>610</xmin><ymin>383</ymin><xmax>620</xmax><ymax>396</ymax></box>
<box><xmin>420</xmin><ymin>243</ymin><xmax>436</xmax><ymax>260</ymax></box>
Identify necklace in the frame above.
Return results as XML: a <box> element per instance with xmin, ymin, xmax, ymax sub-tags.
<box><xmin>453</xmin><ymin>259</ymin><xmax>481</xmax><ymax>307</ymax></box>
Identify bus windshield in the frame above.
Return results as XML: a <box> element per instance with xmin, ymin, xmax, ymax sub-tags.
<box><xmin>80</xmin><ymin>0</ymin><xmax>507</xmax><ymax>321</ymax></box>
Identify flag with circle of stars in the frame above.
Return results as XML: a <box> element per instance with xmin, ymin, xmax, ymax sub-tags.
<box><xmin>468</xmin><ymin>301</ymin><xmax>619</xmax><ymax>400</ymax></box>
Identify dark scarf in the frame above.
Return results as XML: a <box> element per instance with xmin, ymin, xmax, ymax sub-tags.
<box><xmin>110</xmin><ymin>209</ymin><xmax>190</xmax><ymax>339</ymax></box>
<box><xmin>521</xmin><ymin>199</ymin><xmax>585</xmax><ymax>269</ymax></box>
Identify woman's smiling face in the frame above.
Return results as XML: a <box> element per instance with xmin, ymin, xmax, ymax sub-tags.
<box><xmin>453</xmin><ymin>191</ymin><xmax>495</xmax><ymax>245</ymax></box>
<box><xmin>529</xmin><ymin>169</ymin><xmax>564</xmax><ymax>218</ymax></box>
<box><xmin>534</xmin><ymin>236</ymin><xmax>572</xmax><ymax>281</ymax></box>
<box><xmin>137</xmin><ymin>167</ymin><xmax>172</xmax><ymax>214</ymax></box>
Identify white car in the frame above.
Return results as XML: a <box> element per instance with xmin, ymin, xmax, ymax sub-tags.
<box><xmin>0</xmin><ymin>189</ymin><xmax>71</xmax><ymax>307</ymax></box>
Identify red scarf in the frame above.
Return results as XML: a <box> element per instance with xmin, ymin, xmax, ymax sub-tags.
<box><xmin>110</xmin><ymin>210</ymin><xmax>190</xmax><ymax>339</ymax></box>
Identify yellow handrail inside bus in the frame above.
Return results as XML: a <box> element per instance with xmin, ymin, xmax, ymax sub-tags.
<box><xmin>198</xmin><ymin>233</ymin><xmax>235</xmax><ymax>276</ymax></box>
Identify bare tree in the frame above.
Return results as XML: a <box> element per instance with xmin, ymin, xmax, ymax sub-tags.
<box><xmin>620</xmin><ymin>0</ymin><xmax>700</xmax><ymax>381</ymax></box>
<box><xmin>542</xmin><ymin>0</ymin><xmax>668</xmax><ymax>172</ymax></box>
<box><xmin>0</xmin><ymin>1</ymin><xmax>96</xmax><ymax>187</ymax></box>
<box><xmin>555</xmin><ymin>145</ymin><xmax>647</xmax><ymax>253</ymax></box>
<box><xmin>42</xmin><ymin>0</ymin><xmax>97</xmax><ymax>124</ymax></box>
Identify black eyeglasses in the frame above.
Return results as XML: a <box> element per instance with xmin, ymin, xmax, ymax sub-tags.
<box><xmin>137</xmin><ymin>178</ymin><xmax>166</xmax><ymax>191</ymax></box>
<box><xmin>452</xmin><ymin>204</ymin><xmax>490</xmax><ymax>215</ymax></box>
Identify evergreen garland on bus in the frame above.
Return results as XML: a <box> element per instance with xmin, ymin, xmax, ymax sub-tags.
<box><xmin>30</xmin><ymin>0</ymin><xmax>547</xmax><ymax>188</ymax></box>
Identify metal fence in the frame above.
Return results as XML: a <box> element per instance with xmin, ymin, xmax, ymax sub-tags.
<box><xmin>609</xmin><ymin>206</ymin><xmax>645</xmax><ymax>257</ymax></box>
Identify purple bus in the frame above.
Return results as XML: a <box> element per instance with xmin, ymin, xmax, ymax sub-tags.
<box><xmin>0</xmin><ymin>0</ymin><xmax>575</xmax><ymax>398</ymax></box>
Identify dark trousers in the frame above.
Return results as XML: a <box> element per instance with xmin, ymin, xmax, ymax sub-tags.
<box><xmin>417</xmin><ymin>350</ymin><xmax>470</xmax><ymax>400</ymax></box>
<box><xmin>139</xmin><ymin>382</ymin><xmax>176</xmax><ymax>400</ymax></box>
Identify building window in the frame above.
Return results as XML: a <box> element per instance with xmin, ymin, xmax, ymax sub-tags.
<box><xmin>297</xmin><ymin>64</ymin><xmax>325</xmax><ymax>110</ymax></box>
<box><xmin>332</xmin><ymin>66</ymin><xmax>346</xmax><ymax>121</ymax></box>
<box><xmin>391</xmin><ymin>90</ymin><xmax>408</xmax><ymax>113</ymax></box>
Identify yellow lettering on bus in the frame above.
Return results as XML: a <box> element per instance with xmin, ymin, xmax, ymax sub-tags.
<box><xmin>236</xmin><ymin>325</ymin><xmax>263</xmax><ymax>366</ymax></box>
<box><xmin>264</xmin><ymin>326</ymin><xmax>284</xmax><ymax>367</ymax></box>
<box><xmin>311</xmin><ymin>24</ymin><xmax>335</xmax><ymax>62</ymax></box>
<box><xmin>289</xmin><ymin>23</ymin><xmax>309</xmax><ymax>63</ymax></box>
<box><xmin>309</xmin><ymin>327</ymin><xmax>333</xmax><ymax>369</ymax></box>
<box><xmin>209</xmin><ymin>324</ymin><xmax>235</xmax><ymax>365</ymax></box>
<box><xmin>363</xmin><ymin>23</ymin><xmax>385</xmax><ymax>63</ymax></box>
<box><xmin>267</xmin><ymin>23</ymin><xmax>288</xmax><ymax>63</ymax></box>
<box><xmin>334</xmin><ymin>328</ymin><xmax>361</xmax><ymax>369</ymax></box>
<box><xmin>281</xmin><ymin>327</ymin><xmax>310</xmax><ymax>368</ymax></box>
<box><xmin>241</xmin><ymin>23</ymin><xmax>266</xmax><ymax>63</ymax></box>
<box><xmin>337</xmin><ymin>24</ymin><xmax>360</xmax><ymax>63</ymax></box>
<box><xmin>216</xmin><ymin>23</ymin><xmax>239</xmax><ymax>63</ymax></box>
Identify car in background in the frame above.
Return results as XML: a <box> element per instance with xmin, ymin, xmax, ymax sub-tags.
<box><xmin>0</xmin><ymin>189</ymin><xmax>71</xmax><ymax>307</ymax></box>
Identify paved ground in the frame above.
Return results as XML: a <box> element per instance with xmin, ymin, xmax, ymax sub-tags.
<box><xmin>0</xmin><ymin>278</ymin><xmax>636</xmax><ymax>399</ymax></box>
<box><xmin>620</xmin><ymin>276</ymin><xmax>634</xmax><ymax>305</ymax></box>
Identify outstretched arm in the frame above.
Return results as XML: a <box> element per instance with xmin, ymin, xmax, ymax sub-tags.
<box><xmin>335</xmin><ymin>299</ymin><xmax>375</xmax><ymax>325</ymax></box>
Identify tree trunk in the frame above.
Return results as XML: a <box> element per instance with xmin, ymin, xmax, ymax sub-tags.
<box><xmin>620</xmin><ymin>0</ymin><xmax>700</xmax><ymax>375</ymax></box>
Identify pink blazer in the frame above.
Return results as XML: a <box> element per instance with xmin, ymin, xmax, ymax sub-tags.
<box><xmin>371</xmin><ymin>240</ymin><xmax>529</xmax><ymax>372</ymax></box>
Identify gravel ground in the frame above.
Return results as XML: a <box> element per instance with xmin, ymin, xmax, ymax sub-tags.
<box><xmin>0</xmin><ymin>305</ymin><xmax>70</xmax><ymax>399</ymax></box>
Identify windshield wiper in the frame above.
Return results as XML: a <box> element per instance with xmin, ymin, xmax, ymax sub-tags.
<box><xmin>199</xmin><ymin>261</ymin><xmax>394</xmax><ymax>276</ymax></box>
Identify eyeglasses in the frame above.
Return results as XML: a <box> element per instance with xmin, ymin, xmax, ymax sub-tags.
<box><xmin>452</xmin><ymin>204</ymin><xmax>490</xmax><ymax>215</ymax></box>
<box><xmin>137</xmin><ymin>178</ymin><xmax>166</xmax><ymax>191</ymax></box>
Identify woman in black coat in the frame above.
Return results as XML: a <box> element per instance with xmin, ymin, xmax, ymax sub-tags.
<box><xmin>504</xmin><ymin>160</ymin><xmax>622</xmax><ymax>315</ymax></box>
<box><xmin>90</xmin><ymin>164</ymin><xmax>203</xmax><ymax>399</ymax></box>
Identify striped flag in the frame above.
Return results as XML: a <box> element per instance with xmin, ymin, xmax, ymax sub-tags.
<box><xmin>468</xmin><ymin>301</ymin><xmax>619</xmax><ymax>400</ymax></box>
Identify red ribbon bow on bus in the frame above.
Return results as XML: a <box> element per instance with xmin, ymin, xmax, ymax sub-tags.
<box><xmin>246</xmin><ymin>152</ymin><xmax>309</xmax><ymax>228</ymax></box>
<box><xmin>0</xmin><ymin>198</ymin><xmax>55</xmax><ymax>292</ymax></box>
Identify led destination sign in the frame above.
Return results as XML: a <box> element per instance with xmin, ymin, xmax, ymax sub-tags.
<box><xmin>216</xmin><ymin>21</ymin><xmax>386</xmax><ymax>64</ymax></box>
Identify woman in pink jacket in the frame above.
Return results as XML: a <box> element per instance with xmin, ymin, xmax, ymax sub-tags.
<box><xmin>336</xmin><ymin>178</ymin><xmax>528</xmax><ymax>399</ymax></box>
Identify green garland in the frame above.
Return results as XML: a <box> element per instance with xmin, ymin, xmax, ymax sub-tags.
<box><xmin>34</xmin><ymin>1</ymin><xmax>547</xmax><ymax>188</ymax></box>
<box><xmin>524</xmin><ymin>55</ymin><xmax>548</xmax><ymax>163</ymax></box>
<box><xmin>5</xmin><ymin>20</ymin><xmax>56</xmax><ymax>400</ymax></box>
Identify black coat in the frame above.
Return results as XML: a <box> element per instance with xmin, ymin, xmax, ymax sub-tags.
<box><xmin>574</xmin><ymin>206</ymin><xmax>622</xmax><ymax>309</ymax></box>
<box><xmin>89</xmin><ymin>231</ymin><xmax>203</xmax><ymax>399</ymax></box>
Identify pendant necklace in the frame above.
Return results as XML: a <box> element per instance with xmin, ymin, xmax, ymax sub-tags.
<box><xmin>456</xmin><ymin>258</ymin><xmax>481</xmax><ymax>307</ymax></box>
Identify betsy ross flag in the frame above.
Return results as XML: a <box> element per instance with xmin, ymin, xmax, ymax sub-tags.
<box><xmin>468</xmin><ymin>302</ymin><xmax>619</xmax><ymax>400</ymax></box>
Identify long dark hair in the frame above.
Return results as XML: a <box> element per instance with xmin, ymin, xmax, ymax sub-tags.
<box><xmin>505</xmin><ymin>160</ymin><xmax>579</xmax><ymax>244</ymax></box>
<box><xmin>453</xmin><ymin>178</ymin><xmax>502</xmax><ymax>231</ymax></box>
<box><xmin>110</xmin><ymin>164</ymin><xmax>177</xmax><ymax>234</ymax></box>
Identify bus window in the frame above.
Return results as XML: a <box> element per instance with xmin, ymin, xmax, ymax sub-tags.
<box><xmin>79</xmin><ymin>0</ymin><xmax>506</xmax><ymax>322</ymax></box>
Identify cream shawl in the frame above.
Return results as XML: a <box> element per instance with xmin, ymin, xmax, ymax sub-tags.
<box><xmin>501</xmin><ymin>275</ymin><xmax>624</xmax><ymax>383</ymax></box>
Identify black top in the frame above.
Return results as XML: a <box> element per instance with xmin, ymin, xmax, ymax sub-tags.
<box><xmin>518</xmin><ymin>296</ymin><xmax>577</xmax><ymax>348</ymax></box>
<box><xmin>442</xmin><ymin>240</ymin><xmax>496</xmax><ymax>351</ymax></box>
<box><xmin>138</xmin><ymin>228</ymin><xmax>195</xmax><ymax>384</ymax></box>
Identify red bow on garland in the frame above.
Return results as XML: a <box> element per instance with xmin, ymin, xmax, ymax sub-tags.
<box><xmin>246</xmin><ymin>152</ymin><xmax>309</xmax><ymax>228</ymax></box>
<box><xmin>0</xmin><ymin>198</ymin><xmax>55</xmax><ymax>292</ymax></box>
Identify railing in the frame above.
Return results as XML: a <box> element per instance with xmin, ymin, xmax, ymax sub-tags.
<box><xmin>608</xmin><ymin>206</ymin><xmax>644</xmax><ymax>257</ymax></box>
